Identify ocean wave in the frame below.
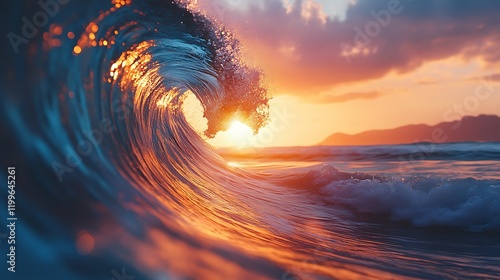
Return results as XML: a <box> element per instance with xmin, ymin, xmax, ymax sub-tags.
<box><xmin>218</xmin><ymin>142</ymin><xmax>500</xmax><ymax>162</ymax></box>
<box><xmin>315</xmin><ymin>166</ymin><xmax>500</xmax><ymax>232</ymax></box>
<box><xmin>272</xmin><ymin>164</ymin><xmax>500</xmax><ymax>231</ymax></box>
<box><xmin>2</xmin><ymin>0</ymin><xmax>500</xmax><ymax>279</ymax></box>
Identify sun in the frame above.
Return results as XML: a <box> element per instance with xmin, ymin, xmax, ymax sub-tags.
<box><xmin>226</xmin><ymin>120</ymin><xmax>253</xmax><ymax>139</ymax></box>
<box><xmin>210</xmin><ymin>120</ymin><xmax>254</xmax><ymax>147</ymax></box>
<box><xmin>180</xmin><ymin>92</ymin><xmax>260</xmax><ymax>146</ymax></box>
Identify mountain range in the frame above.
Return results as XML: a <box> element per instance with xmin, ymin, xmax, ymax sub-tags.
<box><xmin>319</xmin><ymin>115</ymin><xmax>500</xmax><ymax>146</ymax></box>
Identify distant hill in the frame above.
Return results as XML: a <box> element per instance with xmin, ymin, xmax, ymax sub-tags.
<box><xmin>318</xmin><ymin>115</ymin><xmax>500</xmax><ymax>146</ymax></box>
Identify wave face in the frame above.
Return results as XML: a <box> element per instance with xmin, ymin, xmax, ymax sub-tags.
<box><xmin>2</xmin><ymin>1</ymin><xmax>500</xmax><ymax>279</ymax></box>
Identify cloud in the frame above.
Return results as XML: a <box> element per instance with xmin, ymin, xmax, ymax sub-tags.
<box><xmin>416</xmin><ymin>78</ymin><xmax>440</xmax><ymax>85</ymax></box>
<box><xmin>206</xmin><ymin>0</ymin><xmax>500</xmax><ymax>96</ymax></box>
<box><xmin>485</xmin><ymin>73</ymin><xmax>500</xmax><ymax>82</ymax></box>
<box><xmin>315</xmin><ymin>90</ymin><xmax>384</xmax><ymax>103</ymax></box>
<box><xmin>465</xmin><ymin>73</ymin><xmax>500</xmax><ymax>83</ymax></box>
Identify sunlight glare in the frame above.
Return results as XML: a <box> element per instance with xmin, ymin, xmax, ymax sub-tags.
<box><xmin>226</xmin><ymin>120</ymin><xmax>253</xmax><ymax>140</ymax></box>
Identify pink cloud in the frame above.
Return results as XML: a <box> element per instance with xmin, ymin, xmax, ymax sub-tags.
<box><xmin>208</xmin><ymin>0</ymin><xmax>500</xmax><ymax>101</ymax></box>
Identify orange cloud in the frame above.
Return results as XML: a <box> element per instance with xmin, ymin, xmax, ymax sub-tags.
<box><xmin>313</xmin><ymin>90</ymin><xmax>384</xmax><ymax>103</ymax></box>
<box><xmin>213</xmin><ymin>0</ymin><xmax>500</xmax><ymax>99</ymax></box>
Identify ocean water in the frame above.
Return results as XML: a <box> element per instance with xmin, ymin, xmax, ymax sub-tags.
<box><xmin>1</xmin><ymin>0</ymin><xmax>500</xmax><ymax>279</ymax></box>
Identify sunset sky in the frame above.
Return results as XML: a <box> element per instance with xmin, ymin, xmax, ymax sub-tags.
<box><xmin>191</xmin><ymin>0</ymin><xmax>500</xmax><ymax>147</ymax></box>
